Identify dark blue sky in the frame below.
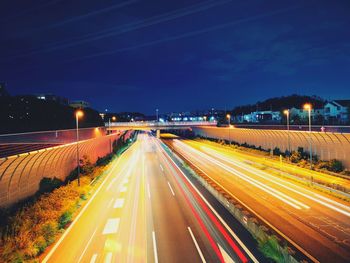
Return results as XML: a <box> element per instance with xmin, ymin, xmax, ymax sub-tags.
<box><xmin>1</xmin><ymin>0</ymin><xmax>349</xmax><ymax>114</ymax></box>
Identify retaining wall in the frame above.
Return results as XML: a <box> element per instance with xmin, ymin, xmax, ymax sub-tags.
<box><xmin>193</xmin><ymin>127</ymin><xmax>350</xmax><ymax>169</ymax></box>
<box><xmin>0</xmin><ymin>132</ymin><xmax>132</xmax><ymax>207</ymax></box>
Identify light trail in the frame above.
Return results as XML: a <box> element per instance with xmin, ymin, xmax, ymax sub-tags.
<box><xmin>200</xmin><ymin>145</ymin><xmax>350</xmax><ymax>217</ymax></box>
<box><xmin>174</xmin><ymin>140</ymin><xmax>309</xmax><ymax>210</ymax></box>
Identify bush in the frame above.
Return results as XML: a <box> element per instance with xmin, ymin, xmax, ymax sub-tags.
<box><xmin>41</xmin><ymin>221</ymin><xmax>57</xmax><ymax>245</ymax></box>
<box><xmin>290</xmin><ymin>151</ymin><xmax>302</xmax><ymax>163</ymax></box>
<box><xmin>38</xmin><ymin>177</ymin><xmax>63</xmax><ymax>194</ymax></box>
<box><xmin>272</xmin><ymin>147</ymin><xmax>281</xmax><ymax>156</ymax></box>
<box><xmin>58</xmin><ymin>211</ymin><xmax>72</xmax><ymax>229</ymax></box>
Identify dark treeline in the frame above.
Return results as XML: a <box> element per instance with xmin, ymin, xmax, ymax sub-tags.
<box><xmin>0</xmin><ymin>96</ymin><xmax>104</xmax><ymax>134</ymax></box>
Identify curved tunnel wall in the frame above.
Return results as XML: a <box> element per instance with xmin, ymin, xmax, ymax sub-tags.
<box><xmin>192</xmin><ymin>127</ymin><xmax>350</xmax><ymax>169</ymax></box>
<box><xmin>0</xmin><ymin>132</ymin><xmax>132</xmax><ymax>207</ymax></box>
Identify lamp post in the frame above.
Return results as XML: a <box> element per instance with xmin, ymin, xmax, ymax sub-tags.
<box><xmin>226</xmin><ymin>114</ymin><xmax>231</xmax><ymax>145</ymax></box>
<box><xmin>283</xmin><ymin>109</ymin><xmax>290</xmax><ymax>157</ymax></box>
<box><xmin>304</xmin><ymin>103</ymin><xmax>313</xmax><ymax>170</ymax></box>
<box><xmin>156</xmin><ymin>109</ymin><xmax>159</xmax><ymax>123</ymax></box>
<box><xmin>75</xmin><ymin>110</ymin><xmax>84</xmax><ymax>186</ymax></box>
<box><xmin>108</xmin><ymin>116</ymin><xmax>116</xmax><ymax>152</ymax></box>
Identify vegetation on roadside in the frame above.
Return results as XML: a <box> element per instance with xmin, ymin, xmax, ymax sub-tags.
<box><xmin>258</xmin><ymin>236</ymin><xmax>290</xmax><ymax>263</ymax></box>
<box><xmin>0</xmin><ymin>132</ymin><xmax>136</xmax><ymax>262</ymax></box>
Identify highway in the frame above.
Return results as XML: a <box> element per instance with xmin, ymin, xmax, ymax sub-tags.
<box><xmin>166</xmin><ymin>138</ymin><xmax>350</xmax><ymax>263</ymax></box>
<box><xmin>42</xmin><ymin>133</ymin><xmax>261</xmax><ymax>263</ymax></box>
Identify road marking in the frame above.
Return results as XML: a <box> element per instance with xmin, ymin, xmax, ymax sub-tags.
<box><xmin>104</xmin><ymin>252</ymin><xmax>113</xmax><ymax>263</ymax></box>
<box><xmin>188</xmin><ymin>227</ymin><xmax>206</xmax><ymax>263</ymax></box>
<box><xmin>120</xmin><ymin>186</ymin><xmax>127</xmax><ymax>193</ymax></box>
<box><xmin>107</xmin><ymin>198</ymin><xmax>114</xmax><ymax>209</ymax></box>
<box><xmin>218</xmin><ymin>243</ymin><xmax>236</xmax><ymax>263</ymax></box>
<box><xmin>77</xmin><ymin>227</ymin><xmax>98</xmax><ymax>263</ymax></box>
<box><xmin>167</xmin><ymin>181</ymin><xmax>175</xmax><ymax>196</ymax></box>
<box><xmin>113</xmin><ymin>198</ymin><xmax>124</xmax><ymax>208</ymax></box>
<box><xmin>42</xmin><ymin>152</ymin><xmax>129</xmax><ymax>263</ymax></box>
<box><xmin>160</xmin><ymin>164</ymin><xmax>164</xmax><ymax>172</ymax></box>
<box><xmin>102</xmin><ymin>218</ymin><xmax>120</xmax><ymax>235</ymax></box>
<box><xmin>122</xmin><ymin>178</ymin><xmax>129</xmax><ymax>184</ymax></box>
<box><xmin>147</xmin><ymin>182</ymin><xmax>151</xmax><ymax>199</ymax></box>
<box><xmin>90</xmin><ymin>254</ymin><xmax>98</xmax><ymax>263</ymax></box>
<box><xmin>152</xmin><ymin>231</ymin><xmax>158</xmax><ymax>263</ymax></box>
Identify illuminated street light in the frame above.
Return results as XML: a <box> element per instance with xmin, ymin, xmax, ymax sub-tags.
<box><xmin>156</xmin><ymin>109</ymin><xmax>159</xmax><ymax>123</ymax></box>
<box><xmin>283</xmin><ymin>109</ymin><xmax>291</xmax><ymax>157</ymax></box>
<box><xmin>227</xmin><ymin>114</ymin><xmax>231</xmax><ymax>145</ymax></box>
<box><xmin>75</xmin><ymin>110</ymin><xmax>84</xmax><ymax>186</ymax></box>
<box><xmin>303</xmin><ymin>103</ymin><xmax>313</xmax><ymax>170</ymax></box>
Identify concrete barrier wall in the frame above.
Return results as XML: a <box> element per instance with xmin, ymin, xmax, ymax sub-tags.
<box><xmin>0</xmin><ymin>132</ymin><xmax>132</xmax><ymax>207</ymax></box>
<box><xmin>192</xmin><ymin>127</ymin><xmax>350</xmax><ymax>169</ymax></box>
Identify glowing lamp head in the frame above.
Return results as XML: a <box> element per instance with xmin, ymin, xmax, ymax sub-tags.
<box><xmin>283</xmin><ymin>109</ymin><xmax>289</xmax><ymax>115</ymax></box>
<box><xmin>112</xmin><ymin>116</ymin><xmax>116</xmax><ymax>121</ymax></box>
<box><xmin>76</xmin><ymin>110</ymin><xmax>84</xmax><ymax>118</ymax></box>
<box><xmin>303</xmin><ymin>103</ymin><xmax>312</xmax><ymax>111</ymax></box>
<box><xmin>226</xmin><ymin>114</ymin><xmax>231</xmax><ymax>119</ymax></box>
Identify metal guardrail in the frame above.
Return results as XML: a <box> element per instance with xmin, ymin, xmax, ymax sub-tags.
<box><xmin>0</xmin><ymin>127</ymin><xmax>107</xmax><ymax>144</ymax></box>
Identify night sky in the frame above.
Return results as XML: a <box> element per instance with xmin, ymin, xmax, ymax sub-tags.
<box><xmin>1</xmin><ymin>0</ymin><xmax>350</xmax><ymax>114</ymax></box>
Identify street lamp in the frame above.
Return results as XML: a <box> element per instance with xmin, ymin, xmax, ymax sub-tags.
<box><xmin>303</xmin><ymin>103</ymin><xmax>313</xmax><ymax>170</ymax></box>
<box><xmin>75</xmin><ymin>110</ymin><xmax>84</xmax><ymax>186</ymax></box>
<box><xmin>226</xmin><ymin>114</ymin><xmax>231</xmax><ymax>145</ymax></box>
<box><xmin>108</xmin><ymin>116</ymin><xmax>116</xmax><ymax>152</ymax></box>
<box><xmin>283</xmin><ymin>109</ymin><xmax>291</xmax><ymax>157</ymax></box>
<box><xmin>156</xmin><ymin>109</ymin><xmax>159</xmax><ymax>123</ymax></box>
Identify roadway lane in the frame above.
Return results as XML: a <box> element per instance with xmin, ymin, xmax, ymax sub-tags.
<box><xmin>42</xmin><ymin>134</ymin><xmax>261</xmax><ymax>263</ymax></box>
<box><xmin>168</xmin><ymin>138</ymin><xmax>350</xmax><ymax>263</ymax></box>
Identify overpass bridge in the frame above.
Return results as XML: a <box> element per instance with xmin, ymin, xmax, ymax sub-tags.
<box><xmin>106</xmin><ymin>121</ymin><xmax>217</xmax><ymax>131</ymax></box>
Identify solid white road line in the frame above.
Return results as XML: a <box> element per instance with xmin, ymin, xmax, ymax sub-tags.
<box><xmin>104</xmin><ymin>252</ymin><xmax>113</xmax><ymax>263</ymax></box>
<box><xmin>218</xmin><ymin>243</ymin><xmax>236</xmax><ymax>263</ymax></box>
<box><xmin>160</xmin><ymin>164</ymin><xmax>164</xmax><ymax>172</ymax></box>
<box><xmin>102</xmin><ymin>218</ymin><xmax>120</xmax><ymax>235</ymax></box>
<box><xmin>152</xmin><ymin>231</ymin><xmax>159</xmax><ymax>263</ymax></box>
<box><xmin>90</xmin><ymin>254</ymin><xmax>98</xmax><ymax>263</ymax></box>
<box><xmin>188</xmin><ymin>227</ymin><xmax>206</xmax><ymax>263</ymax></box>
<box><xmin>77</xmin><ymin>227</ymin><xmax>98</xmax><ymax>263</ymax></box>
<box><xmin>113</xmin><ymin>198</ymin><xmax>125</xmax><ymax>209</ymax></box>
<box><xmin>167</xmin><ymin>181</ymin><xmax>175</xmax><ymax>196</ymax></box>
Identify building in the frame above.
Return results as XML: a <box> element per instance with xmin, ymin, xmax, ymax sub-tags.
<box><xmin>289</xmin><ymin>107</ymin><xmax>324</xmax><ymax>122</ymax></box>
<box><xmin>0</xmin><ymin>82</ymin><xmax>10</xmax><ymax>97</ymax></box>
<box><xmin>36</xmin><ymin>94</ymin><xmax>68</xmax><ymax>105</ymax></box>
<box><xmin>242</xmin><ymin>111</ymin><xmax>282</xmax><ymax>123</ymax></box>
<box><xmin>69</xmin><ymin>100</ymin><xmax>90</xmax><ymax>109</ymax></box>
<box><xmin>324</xmin><ymin>100</ymin><xmax>350</xmax><ymax>124</ymax></box>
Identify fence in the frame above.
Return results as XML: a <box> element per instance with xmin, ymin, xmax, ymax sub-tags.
<box><xmin>193</xmin><ymin>127</ymin><xmax>350</xmax><ymax>169</ymax></box>
<box><xmin>0</xmin><ymin>131</ymin><xmax>133</xmax><ymax>207</ymax></box>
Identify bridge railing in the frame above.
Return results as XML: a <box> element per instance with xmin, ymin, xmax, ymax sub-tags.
<box><xmin>107</xmin><ymin>121</ymin><xmax>217</xmax><ymax>127</ymax></box>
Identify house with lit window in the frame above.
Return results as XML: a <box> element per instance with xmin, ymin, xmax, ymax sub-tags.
<box><xmin>324</xmin><ymin>100</ymin><xmax>350</xmax><ymax>124</ymax></box>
